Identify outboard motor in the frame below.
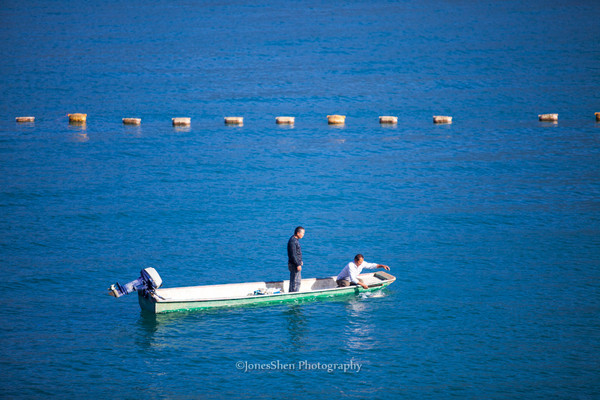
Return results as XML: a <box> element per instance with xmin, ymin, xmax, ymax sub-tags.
<box><xmin>108</xmin><ymin>267</ymin><xmax>162</xmax><ymax>298</ymax></box>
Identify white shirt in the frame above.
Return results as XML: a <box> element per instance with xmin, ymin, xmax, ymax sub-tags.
<box><xmin>336</xmin><ymin>261</ymin><xmax>379</xmax><ymax>284</ymax></box>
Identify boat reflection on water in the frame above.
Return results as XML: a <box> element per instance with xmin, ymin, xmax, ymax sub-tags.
<box><xmin>133</xmin><ymin>309</ymin><xmax>214</xmax><ymax>350</ymax></box>
<box><xmin>343</xmin><ymin>297</ymin><xmax>378</xmax><ymax>352</ymax></box>
<box><xmin>132</xmin><ymin>287</ymin><xmax>390</xmax><ymax>352</ymax></box>
<box><xmin>284</xmin><ymin>305</ymin><xmax>307</xmax><ymax>350</ymax></box>
<box><xmin>134</xmin><ymin>312</ymin><xmax>176</xmax><ymax>351</ymax></box>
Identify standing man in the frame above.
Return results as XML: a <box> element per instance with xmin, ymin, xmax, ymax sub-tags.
<box><xmin>287</xmin><ymin>226</ymin><xmax>305</xmax><ymax>292</ymax></box>
<box><xmin>336</xmin><ymin>254</ymin><xmax>390</xmax><ymax>289</ymax></box>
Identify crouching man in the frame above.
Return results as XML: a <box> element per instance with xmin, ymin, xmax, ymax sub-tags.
<box><xmin>336</xmin><ymin>254</ymin><xmax>390</xmax><ymax>290</ymax></box>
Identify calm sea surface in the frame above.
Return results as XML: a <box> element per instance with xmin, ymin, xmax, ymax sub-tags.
<box><xmin>1</xmin><ymin>0</ymin><xmax>599</xmax><ymax>399</ymax></box>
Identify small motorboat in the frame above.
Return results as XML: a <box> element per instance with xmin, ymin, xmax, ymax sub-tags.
<box><xmin>108</xmin><ymin>268</ymin><xmax>396</xmax><ymax>314</ymax></box>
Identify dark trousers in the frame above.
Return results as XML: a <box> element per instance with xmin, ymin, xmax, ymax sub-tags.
<box><xmin>289</xmin><ymin>264</ymin><xmax>301</xmax><ymax>292</ymax></box>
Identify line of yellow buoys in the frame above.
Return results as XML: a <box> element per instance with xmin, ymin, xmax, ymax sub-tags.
<box><xmin>14</xmin><ymin>113</ymin><xmax>600</xmax><ymax>125</ymax></box>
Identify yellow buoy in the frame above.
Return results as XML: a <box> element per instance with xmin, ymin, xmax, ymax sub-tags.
<box><xmin>538</xmin><ymin>113</ymin><xmax>558</xmax><ymax>122</ymax></box>
<box><xmin>276</xmin><ymin>116</ymin><xmax>295</xmax><ymax>125</ymax></box>
<box><xmin>379</xmin><ymin>116</ymin><xmax>397</xmax><ymax>124</ymax></box>
<box><xmin>122</xmin><ymin>118</ymin><xmax>141</xmax><ymax>125</ymax></box>
<box><xmin>327</xmin><ymin>115</ymin><xmax>346</xmax><ymax>125</ymax></box>
<box><xmin>16</xmin><ymin>116</ymin><xmax>35</xmax><ymax>123</ymax></box>
<box><xmin>172</xmin><ymin>117</ymin><xmax>191</xmax><ymax>126</ymax></box>
<box><xmin>224</xmin><ymin>117</ymin><xmax>243</xmax><ymax>125</ymax></box>
<box><xmin>595</xmin><ymin>112</ymin><xmax>599</xmax><ymax>121</ymax></box>
<box><xmin>68</xmin><ymin>113</ymin><xmax>87</xmax><ymax>124</ymax></box>
<box><xmin>433</xmin><ymin>116</ymin><xmax>452</xmax><ymax>124</ymax></box>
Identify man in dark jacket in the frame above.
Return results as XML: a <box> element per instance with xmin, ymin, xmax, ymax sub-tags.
<box><xmin>287</xmin><ymin>226</ymin><xmax>305</xmax><ymax>292</ymax></box>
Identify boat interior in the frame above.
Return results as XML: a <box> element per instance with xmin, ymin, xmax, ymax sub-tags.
<box><xmin>153</xmin><ymin>271</ymin><xmax>394</xmax><ymax>302</ymax></box>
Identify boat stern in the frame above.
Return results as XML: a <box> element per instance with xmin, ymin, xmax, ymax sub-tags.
<box><xmin>138</xmin><ymin>291</ymin><xmax>158</xmax><ymax>313</ymax></box>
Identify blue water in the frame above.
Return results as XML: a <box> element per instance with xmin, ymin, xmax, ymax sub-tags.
<box><xmin>1</xmin><ymin>0</ymin><xmax>599</xmax><ymax>398</ymax></box>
